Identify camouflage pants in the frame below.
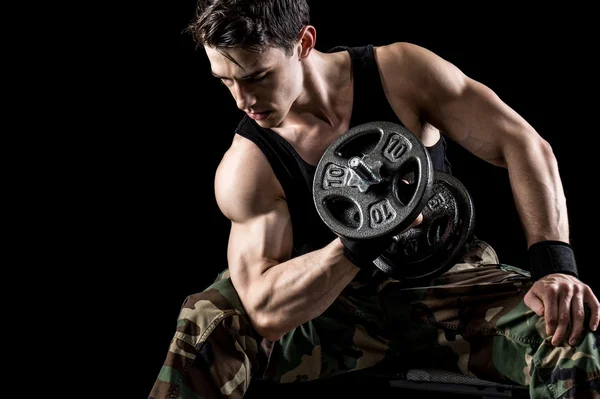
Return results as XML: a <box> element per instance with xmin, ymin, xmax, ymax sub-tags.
<box><xmin>149</xmin><ymin>240</ymin><xmax>600</xmax><ymax>399</ymax></box>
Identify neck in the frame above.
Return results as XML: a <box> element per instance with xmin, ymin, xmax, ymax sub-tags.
<box><xmin>284</xmin><ymin>49</ymin><xmax>352</xmax><ymax>129</ymax></box>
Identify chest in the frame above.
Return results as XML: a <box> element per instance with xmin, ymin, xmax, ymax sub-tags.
<box><xmin>281</xmin><ymin>122</ymin><xmax>351</xmax><ymax>166</ymax></box>
<box><xmin>285</xmin><ymin>118</ymin><xmax>439</xmax><ymax>168</ymax></box>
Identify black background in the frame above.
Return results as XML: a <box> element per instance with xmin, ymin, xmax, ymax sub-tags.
<box><xmin>126</xmin><ymin>2</ymin><xmax>598</xmax><ymax>397</ymax></box>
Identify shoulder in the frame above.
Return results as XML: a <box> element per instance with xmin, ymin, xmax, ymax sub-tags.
<box><xmin>374</xmin><ymin>41</ymin><xmax>468</xmax><ymax>101</ymax></box>
<box><xmin>375</xmin><ymin>42</ymin><xmax>463</xmax><ymax>77</ymax></box>
<box><xmin>373</xmin><ymin>42</ymin><xmax>443</xmax><ymax>67</ymax></box>
<box><xmin>214</xmin><ymin>134</ymin><xmax>284</xmax><ymax>223</ymax></box>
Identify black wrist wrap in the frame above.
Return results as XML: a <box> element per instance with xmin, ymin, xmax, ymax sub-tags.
<box><xmin>528</xmin><ymin>240</ymin><xmax>578</xmax><ymax>280</ymax></box>
<box><xmin>342</xmin><ymin>246</ymin><xmax>376</xmax><ymax>272</ymax></box>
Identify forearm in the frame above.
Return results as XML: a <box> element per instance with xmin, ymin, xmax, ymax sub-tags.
<box><xmin>505</xmin><ymin>135</ymin><xmax>570</xmax><ymax>246</ymax></box>
<box><xmin>251</xmin><ymin>238</ymin><xmax>359</xmax><ymax>340</ymax></box>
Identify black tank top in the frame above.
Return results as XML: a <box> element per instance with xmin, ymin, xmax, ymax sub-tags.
<box><xmin>234</xmin><ymin>44</ymin><xmax>452</xmax><ymax>257</ymax></box>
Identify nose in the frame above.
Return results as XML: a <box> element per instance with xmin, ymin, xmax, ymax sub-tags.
<box><xmin>232</xmin><ymin>82</ymin><xmax>256</xmax><ymax>111</ymax></box>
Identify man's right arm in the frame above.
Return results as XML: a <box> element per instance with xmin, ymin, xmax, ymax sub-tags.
<box><xmin>214</xmin><ymin>136</ymin><xmax>360</xmax><ymax>341</ymax></box>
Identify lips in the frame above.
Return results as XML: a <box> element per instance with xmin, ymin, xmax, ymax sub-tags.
<box><xmin>247</xmin><ymin>111</ymin><xmax>271</xmax><ymax>120</ymax></box>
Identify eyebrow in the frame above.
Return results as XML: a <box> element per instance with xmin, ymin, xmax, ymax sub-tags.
<box><xmin>211</xmin><ymin>68</ymin><xmax>269</xmax><ymax>80</ymax></box>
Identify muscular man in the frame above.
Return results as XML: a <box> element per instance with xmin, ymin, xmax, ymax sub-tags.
<box><xmin>150</xmin><ymin>1</ymin><xmax>600</xmax><ymax>398</ymax></box>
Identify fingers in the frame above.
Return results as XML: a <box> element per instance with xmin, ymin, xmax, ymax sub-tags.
<box><xmin>541</xmin><ymin>286</ymin><xmax>560</xmax><ymax>339</ymax></box>
<box><xmin>407</xmin><ymin>212</ymin><xmax>423</xmax><ymax>230</ymax></box>
<box><xmin>564</xmin><ymin>285</ymin><xmax>600</xmax><ymax>345</ymax></box>
<box><xmin>566</xmin><ymin>290</ymin><xmax>585</xmax><ymax>346</ymax></box>
<box><xmin>584</xmin><ymin>285</ymin><xmax>600</xmax><ymax>332</ymax></box>
<box><xmin>563</xmin><ymin>285</ymin><xmax>600</xmax><ymax>345</ymax></box>
<box><xmin>523</xmin><ymin>290</ymin><xmax>545</xmax><ymax>317</ymax></box>
<box><xmin>540</xmin><ymin>280</ymin><xmax>599</xmax><ymax>346</ymax></box>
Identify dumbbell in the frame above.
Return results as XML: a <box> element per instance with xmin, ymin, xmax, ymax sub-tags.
<box><xmin>312</xmin><ymin>121</ymin><xmax>475</xmax><ymax>282</ymax></box>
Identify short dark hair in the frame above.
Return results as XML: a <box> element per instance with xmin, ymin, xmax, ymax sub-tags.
<box><xmin>185</xmin><ymin>0</ymin><xmax>310</xmax><ymax>56</ymax></box>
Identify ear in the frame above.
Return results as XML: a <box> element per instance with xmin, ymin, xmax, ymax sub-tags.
<box><xmin>297</xmin><ymin>25</ymin><xmax>316</xmax><ymax>59</ymax></box>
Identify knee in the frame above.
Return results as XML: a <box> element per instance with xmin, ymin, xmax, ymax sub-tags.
<box><xmin>174</xmin><ymin>284</ymin><xmax>246</xmax><ymax>345</ymax></box>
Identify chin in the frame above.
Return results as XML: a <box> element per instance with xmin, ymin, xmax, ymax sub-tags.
<box><xmin>256</xmin><ymin>112</ymin><xmax>283</xmax><ymax>129</ymax></box>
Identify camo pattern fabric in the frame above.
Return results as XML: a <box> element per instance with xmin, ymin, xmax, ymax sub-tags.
<box><xmin>149</xmin><ymin>239</ymin><xmax>600</xmax><ymax>399</ymax></box>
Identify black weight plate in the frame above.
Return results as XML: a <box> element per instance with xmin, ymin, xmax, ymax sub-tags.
<box><xmin>373</xmin><ymin>171</ymin><xmax>476</xmax><ymax>282</ymax></box>
<box><xmin>313</xmin><ymin>121</ymin><xmax>433</xmax><ymax>240</ymax></box>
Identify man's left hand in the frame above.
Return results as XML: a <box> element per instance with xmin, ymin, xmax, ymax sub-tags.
<box><xmin>524</xmin><ymin>273</ymin><xmax>600</xmax><ymax>346</ymax></box>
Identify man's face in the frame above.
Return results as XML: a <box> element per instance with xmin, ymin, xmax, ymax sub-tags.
<box><xmin>205</xmin><ymin>44</ymin><xmax>302</xmax><ymax>128</ymax></box>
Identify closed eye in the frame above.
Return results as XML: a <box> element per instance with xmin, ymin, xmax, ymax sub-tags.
<box><xmin>244</xmin><ymin>72</ymin><xmax>268</xmax><ymax>82</ymax></box>
<box><xmin>213</xmin><ymin>71</ymin><xmax>269</xmax><ymax>86</ymax></box>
